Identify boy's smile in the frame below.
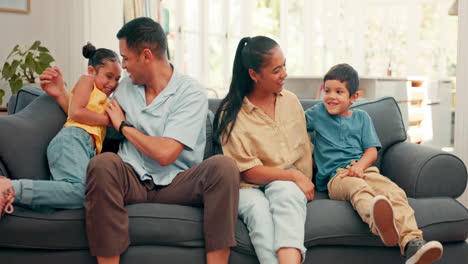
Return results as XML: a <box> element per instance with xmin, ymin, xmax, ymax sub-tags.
<box><xmin>323</xmin><ymin>79</ymin><xmax>359</xmax><ymax>117</ymax></box>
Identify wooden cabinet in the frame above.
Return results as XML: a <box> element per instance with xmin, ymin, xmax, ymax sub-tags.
<box><xmin>405</xmin><ymin>79</ymin><xmax>427</xmax><ymax>144</ymax></box>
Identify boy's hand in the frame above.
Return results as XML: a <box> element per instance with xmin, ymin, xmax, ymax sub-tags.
<box><xmin>292</xmin><ymin>170</ymin><xmax>315</xmax><ymax>201</ymax></box>
<box><xmin>339</xmin><ymin>165</ymin><xmax>365</xmax><ymax>178</ymax></box>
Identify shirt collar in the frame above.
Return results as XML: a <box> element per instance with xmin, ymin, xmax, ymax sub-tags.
<box><xmin>158</xmin><ymin>63</ymin><xmax>178</xmax><ymax>97</ymax></box>
<box><xmin>242</xmin><ymin>91</ymin><xmax>284</xmax><ymax>114</ymax></box>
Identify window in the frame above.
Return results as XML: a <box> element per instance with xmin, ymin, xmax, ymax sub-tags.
<box><xmin>157</xmin><ymin>0</ymin><xmax>457</xmax><ymax>98</ymax></box>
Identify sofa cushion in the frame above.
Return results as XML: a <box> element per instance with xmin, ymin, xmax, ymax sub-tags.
<box><xmin>0</xmin><ymin>203</ymin><xmax>205</xmax><ymax>250</ymax></box>
<box><xmin>408</xmin><ymin>197</ymin><xmax>468</xmax><ymax>242</ymax></box>
<box><xmin>0</xmin><ymin>94</ymin><xmax>66</xmax><ymax>180</ymax></box>
<box><xmin>233</xmin><ymin>197</ymin><xmax>468</xmax><ymax>256</ymax></box>
<box><xmin>1</xmin><ymin>196</ymin><xmax>466</xmax><ymax>253</ymax></box>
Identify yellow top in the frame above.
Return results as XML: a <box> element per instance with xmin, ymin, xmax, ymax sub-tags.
<box><xmin>221</xmin><ymin>89</ymin><xmax>313</xmax><ymax>188</ymax></box>
<box><xmin>63</xmin><ymin>85</ymin><xmax>108</xmax><ymax>154</ymax></box>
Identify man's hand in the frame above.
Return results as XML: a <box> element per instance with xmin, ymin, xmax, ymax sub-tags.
<box><xmin>105</xmin><ymin>99</ymin><xmax>126</xmax><ymax>130</ymax></box>
<box><xmin>39</xmin><ymin>67</ymin><xmax>66</xmax><ymax>98</ymax></box>
<box><xmin>292</xmin><ymin>170</ymin><xmax>315</xmax><ymax>201</ymax></box>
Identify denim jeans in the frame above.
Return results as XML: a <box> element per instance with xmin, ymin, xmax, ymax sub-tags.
<box><xmin>238</xmin><ymin>181</ymin><xmax>307</xmax><ymax>264</ymax></box>
<box><xmin>14</xmin><ymin>126</ymin><xmax>95</xmax><ymax>211</ymax></box>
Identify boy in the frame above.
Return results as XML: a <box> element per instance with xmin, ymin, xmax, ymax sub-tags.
<box><xmin>304</xmin><ymin>63</ymin><xmax>443</xmax><ymax>264</ymax></box>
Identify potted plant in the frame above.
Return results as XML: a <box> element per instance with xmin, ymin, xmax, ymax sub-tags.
<box><xmin>0</xmin><ymin>41</ymin><xmax>55</xmax><ymax>105</ymax></box>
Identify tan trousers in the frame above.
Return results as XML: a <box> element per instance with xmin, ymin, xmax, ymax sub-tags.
<box><xmin>327</xmin><ymin>165</ymin><xmax>422</xmax><ymax>254</ymax></box>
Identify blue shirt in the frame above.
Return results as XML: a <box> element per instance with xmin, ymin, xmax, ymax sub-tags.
<box><xmin>305</xmin><ymin>103</ymin><xmax>381</xmax><ymax>191</ymax></box>
<box><xmin>114</xmin><ymin>69</ymin><xmax>208</xmax><ymax>186</ymax></box>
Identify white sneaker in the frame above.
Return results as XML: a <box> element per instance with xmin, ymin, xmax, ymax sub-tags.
<box><xmin>405</xmin><ymin>239</ymin><xmax>443</xmax><ymax>264</ymax></box>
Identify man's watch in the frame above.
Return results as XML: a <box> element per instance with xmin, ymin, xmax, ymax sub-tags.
<box><xmin>119</xmin><ymin>120</ymin><xmax>134</xmax><ymax>134</ymax></box>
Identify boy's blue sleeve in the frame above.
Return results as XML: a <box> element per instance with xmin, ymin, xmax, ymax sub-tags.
<box><xmin>361</xmin><ymin>111</ymin><xmax>382</xmax><ymax>150</ymax></box>
<box><xmin>304</xmin><ymin>107</ymin><xmax>315</xmax><ymax>131</ymax></box>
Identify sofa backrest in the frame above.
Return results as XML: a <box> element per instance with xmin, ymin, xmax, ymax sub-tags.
<box><xmin>1</xmin><ymin>86</ymin><xmax>406</xmax><ymax>181</ymax></box>
<box><xmin>207</xmin><ymin>96</ymin><xmax>407</xmax><ymax>167</ymax></box>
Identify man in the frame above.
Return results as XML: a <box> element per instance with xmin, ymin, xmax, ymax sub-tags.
<box><xmin>40</xmin><ymin>17</ymin><xmax>240</xmax><ymax>264</ymax></box>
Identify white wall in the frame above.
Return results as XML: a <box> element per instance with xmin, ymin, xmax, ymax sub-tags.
<box><xmin>454</xmin><ymin>0</ymin><xmax>468</xmax><ymax>207</ymax></box>
<box><xmin>0</xmin><ymin>0</ymin><xmax>123</xmax><ymax>107</ymax></box>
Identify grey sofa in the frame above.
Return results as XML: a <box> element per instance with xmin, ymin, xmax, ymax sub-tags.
<box><xmin>0</xmin><ymin>86</ymin><xmax>467</xmax><ymax>264</ymax></box>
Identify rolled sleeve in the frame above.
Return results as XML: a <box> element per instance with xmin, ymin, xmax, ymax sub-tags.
<box><xmin>222</xmin><ymin>131</ymin><xmax>263</xmax><ymax>172</ymax></box>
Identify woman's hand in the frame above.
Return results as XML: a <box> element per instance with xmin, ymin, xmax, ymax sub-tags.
<box><xmin>292</xmin><ymin>170</ymin><xmax>315</xmax><ymax>201</ymax></box>
<box><xmin>105</xmin><ymin>99</ymin><xmax>126</xmax><ymax>130</ymax></box>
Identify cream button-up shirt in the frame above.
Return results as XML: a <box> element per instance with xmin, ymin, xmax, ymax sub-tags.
<box><xmin>221</xmin><ymin>90</ymin><xmax>313</xmax><ymax>188</ymax></box>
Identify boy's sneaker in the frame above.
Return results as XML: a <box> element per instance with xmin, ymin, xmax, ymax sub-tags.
<box><xmin>370</xmin><ymin>195</ymin><xmax>399</xmax><ymax>246</ymax></box>
<box><xmin>405</xmin><ymin>238</ymin><xmax>443</xmax><ymax>264</ymax></box>
<box><xmin>0</xmin><ymin>176</ymin><xmax>15</xmax><ymax>218</ymax></box>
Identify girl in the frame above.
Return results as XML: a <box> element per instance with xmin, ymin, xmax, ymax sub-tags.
<box><xmin>214</xmin><ymin>36</ymin><xmax>313</xmax><ymax>264</ymax></box>
<box><xmin>0</xmin><ymin>43</ymin><xmax>121</xmax><ymax>214</ymax></box>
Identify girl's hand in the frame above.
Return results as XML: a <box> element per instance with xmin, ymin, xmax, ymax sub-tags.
<box><xmin>39</xmin><ymin>67</ymin><xmax>65</xmax><ymax>98</ymax></box>
<box><xmin>105</xmin><ymin>99</ymin><xmax>126</xmax><ymax>130</ymax></box>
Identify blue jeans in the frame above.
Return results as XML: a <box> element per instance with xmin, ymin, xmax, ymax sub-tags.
<box><xmin>238</xmin><ymin>181</ymin><xmax>308</xmax><ymax>264</ymax></box>
<box><xmin>14</xmin><ymin>126</ymin><xmax>95</xmax><ymax>211</ymax></box>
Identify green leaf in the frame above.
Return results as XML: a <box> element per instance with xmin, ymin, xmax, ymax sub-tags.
<box><xmin>36</xmin><ymin>61</ymin><xmax>48</xmax><ymax>74</ymax></box>
<box><xmin>29</xmin><ymin>41</ymin><xmax>41</xmax><ymax>51</ymax></box>
<box><xmin>4</xmin><ymin>60</ymin><xmax>21</xmax><ymax>79</ymax></box>
<box><xmin>6</xmin><ymin>45</ymin><xmax>19</xmax><ymax>60</ymax></box>
<box><xmin>24</xmin><ymin>53</ymin><xmax>36</xmax><ymax>73</ymax></box>
<box><xmin>9</xmin><ymin>79</ymin><xmax>23</xmax><ymax>94</ymax></box>
<box><xmin>38</xmin><ymin>52</ymin><xmax>54</xmax><ymax>66</ymax></box>
<box><xmin>1</xmin><ymin>62</ymin><xmax>10</xmax><ymax>80</ymax></box>
<box><xmin>0</xmin><ymin>89</ymin><xmax>5</xmax><ymax>106</ymax></box>
<box><xmin>10</xmin><ymin>73</ymin><xmax>20</xmax><ymax>82</ymax></box>
<box><xmin>2</xmin><ymin>60</ymin><xmax>20</xmax><ymax>80</ymax></box>
<box><xmin>38</xmin><ymin>46</ymin><xmax>50</xmax><ymax>52</ymax></box>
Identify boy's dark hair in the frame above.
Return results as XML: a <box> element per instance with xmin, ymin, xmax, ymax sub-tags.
<box><xmin>213</xmin><ymin>36</ymin><xmax>279</xmax><ymax>144</ymax></box>
<box><xmin>116</xmin><ymin>17</ymin><xmax>167</xmax><ymax>58</ymax></box>
<box><xmin>323</xmin><ymin>63</ymin><xmax>359</xmax><ymax>96</ymax></box>
<box><xmin>82</xmin><ymin>42</ymin><xmax>119</xmax><ymax>72</ymax></box>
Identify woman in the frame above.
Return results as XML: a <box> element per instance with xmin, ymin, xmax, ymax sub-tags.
<box><xmin>214</xmin><ymin>36</ymin><xmax>314</xmax><ymax>264</ymax></box>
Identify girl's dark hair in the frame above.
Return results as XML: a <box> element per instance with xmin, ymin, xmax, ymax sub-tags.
<box><xmin>213</xmin><ymin>36</ymin><xmax>278</xmax><ymax>145</ymax></box>
<box><xmin>82</xmin><ymin>42</ymin><xmax>120</xmax><ymax>71</ymax></box>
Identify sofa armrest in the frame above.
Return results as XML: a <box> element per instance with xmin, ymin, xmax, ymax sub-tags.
<box><xmin>381</xmin><ymin>142</ymin><xmax>467</xmax><ymax>198</ymax></box>
<box><xmin>8</xmin><ymin>86</ymin><xmax>45</xmax><ymax>115</ymax></box>
<box><xmin>0</xmin><ymin>94</ymin><xmax>66</xmax><ymax>180</ymax></box>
